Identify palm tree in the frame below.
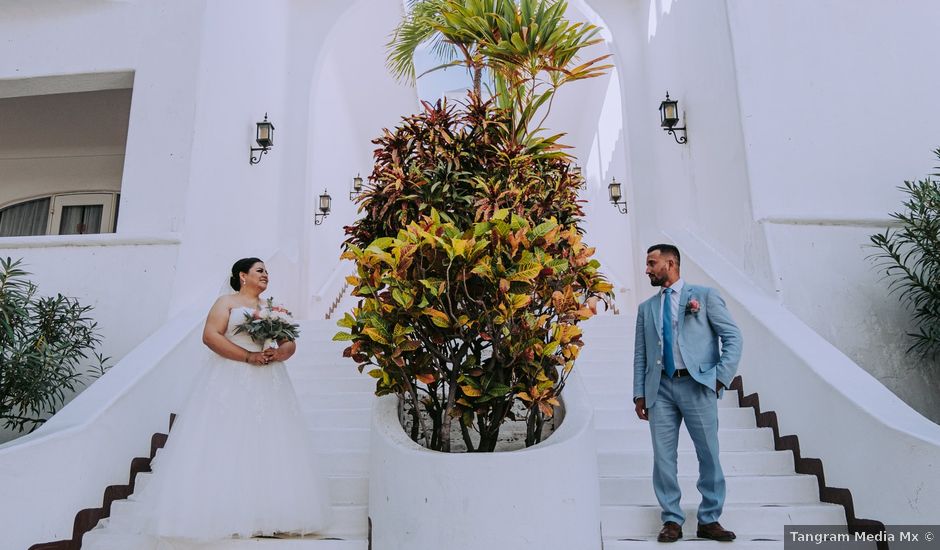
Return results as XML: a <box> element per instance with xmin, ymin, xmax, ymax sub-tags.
<box><xmin>387</xmin><ymin>0</ymin><xmax>486</xmax><ymax>96</ymax></box>
<box><xmin>387</xmin><ymin>0</ymin><xmax>612</xmax><ymax>146</ymax></box>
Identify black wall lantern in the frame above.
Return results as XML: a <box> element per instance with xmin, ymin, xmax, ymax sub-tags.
<box><xmin>249</xmin><ymin>113</ymin><xmax>275</xmax><ymax>165</ymax></box>
<box><xmin>350</xmin><ymin>173</ymin><xmax>364</xmax><ymax>200</ymax></box>
<box><xmin>608</xmin><ymin>177</ymin><xmax>627</xmax><ymax>214</ymax></box>
<box><xmin>658</xmin><ymin>92</ymin><xmax>687</xmax><ymax>144</ymax></box>
<box><xmin>314</xmin><ymin>189</ymin><xmax>332</xmax><ymax>225</ymax></box>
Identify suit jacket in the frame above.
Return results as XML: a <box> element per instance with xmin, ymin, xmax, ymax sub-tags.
<box><xmin>633</xmin><ymin>283</ymin><xmax>742</xmax><ymax>408</ymax></box>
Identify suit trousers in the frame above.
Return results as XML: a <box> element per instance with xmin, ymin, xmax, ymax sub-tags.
<box><xmin>647</xmin><ymin>373</ymin><xmax>725</xmax><ymax>525</ymax></box>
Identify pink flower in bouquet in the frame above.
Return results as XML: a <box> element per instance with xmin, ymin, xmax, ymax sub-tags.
<box><xmin>685</xmin><ymin>297</ymin><xmax>701</xmax><ymax>315</ymax></box>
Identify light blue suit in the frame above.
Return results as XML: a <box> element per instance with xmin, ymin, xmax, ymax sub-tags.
<box><xmin>633</xmin><ymin>283</ymin><xmax>742</xmax><ymax>526</ymax></box>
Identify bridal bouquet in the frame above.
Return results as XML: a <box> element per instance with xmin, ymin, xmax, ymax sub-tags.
<box><xmin>234</xmin><ymin>297</ymin><xmax>301</xmax><ymax>349</ymax></box>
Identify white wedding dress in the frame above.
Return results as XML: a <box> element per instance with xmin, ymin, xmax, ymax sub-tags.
<box><xmin>100</xmin><ymin>306</ymin><xmax>331</xmax><ymax>545</ymax></box>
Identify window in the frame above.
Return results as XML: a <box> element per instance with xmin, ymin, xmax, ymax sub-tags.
<box><xmin>0</xmin><ymin>193</ymin><xmax>120</xmax><ymax>237</ymax></box>
<box><xmin>0</xmin><ymin>197</ymin><xmax>51</xmax><ymax>237</ymax></box>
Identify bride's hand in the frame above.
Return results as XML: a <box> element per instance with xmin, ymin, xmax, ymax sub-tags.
<box><xmin>246</xmin><ymin>351</ymin><xmax>270</xmax><ymax>366</ymax></box>
<box><xmin>263</xmin><ymin>347</ymin><xmax>286</xmax><ymax>362</ymax></box>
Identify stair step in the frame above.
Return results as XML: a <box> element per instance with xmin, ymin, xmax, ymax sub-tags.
<box><xmin>599</xmin><ymin>474</ymin><xmax>819</xmax><ymax>505</ymax></box>
<box><xmin>329</xmin><ymin>476</ymin><xmax>368</xmax><ymax>505</ymax></box>
<box><xmin>594</xmin><ymin>407</ymin><xmax>756</xmax><ymax>429</ymax></box>
<box><xmin>310</xmin><ymin>428</ymin><xmax>370</xmax><ymax>451</ymax></box>
<box><xmin>597</xmin><ymin>450</ymin><xmax>796</xmax><ymax>477</ymax></box>
<box><xmin>294</xmin><ymin>392</ymin><xmax>375</xmax><ymax>410</ymax></box>
<box><xmin>82</xmin><ymin>531</ymin><xmax>369</xmax><ymax>549</ymax></box>
<box><xmin>103</xmin><ymin>502</ymin><xmax>368</xmax><ymax>539</ymax></box>
<box><xmin>301</xmin><ymin>408</ymin><xmax>372</xmax><ymax>429</ymax></box>
<box><xmin>318</xmin><ymin>451</ymin><xmax>369</xmax><ymax>476</ymax></box>
<box><xmin>132</xmin><ymin>473</ymin><xmax>368</xmax><ymax>506</ymax></box>
<box><xmin>590</xmin><ymin>391</ymin><xmax>741</xmax><ymax>409</ymax></box>
<box><xmin>602</xmin><ymin>539</ymin><xmax>785</xmax><ymax>549</ymax></box>
<box><xmin>288</xmin><ymin>374</ymin><xmax>374</xmax><ymax>390</ymax></box>
<box><xmin>595</xmin><ymin>427</ymin><xmax>775</xmax><ymax>452</ymax></box>
<box><xmin>600</xmin><ymin>503</ymin><xmax>846</xmax><ymax>538</ymax></box>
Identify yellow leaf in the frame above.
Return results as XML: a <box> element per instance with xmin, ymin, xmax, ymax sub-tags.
<box><xmin>461</xmin><ymin>385</ymin><xmax>482</xmax><ymax>397</ymax></box>
<box><xmin>510</xmin><ymin>294</ymin><xmax>532</xmax><ymax>310</ymax></box>
<box><xmin>509</xmin><ymin>264</ymin><xmax>541</xmax><ymax>282</ymax></box>
<box><xmin>517</xmin><ymin>391</ymin><xmax>533</xmax><ymax>402</ymax></box>
<box><xmin>362</xmin><ymin>327</ymin><xmax>389</xmax><ymax>345</ymax></box>
<box><xmin>592</xmin><ymin>281</ymin><xmax>614</xmax><ymax>293</ymax></box>
<box><xmin>423</xmin><ymin>308</ymin><xmax>450</xmax><ymax>328</ymax></box>
<box><xmin>452</xmin><ymin>238</ymin><xmax>469</xmax><ymax>257</ymax></box>
<box><xmin>345</xmin><ymin>275</ymin><xmax>360</xmax><ymax>286</ymax></box>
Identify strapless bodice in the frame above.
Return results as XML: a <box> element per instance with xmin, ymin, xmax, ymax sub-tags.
<box><xmin>226</xmin><ymin>306</ymin><xmax>262</xmax><ymax>351</ymax></box>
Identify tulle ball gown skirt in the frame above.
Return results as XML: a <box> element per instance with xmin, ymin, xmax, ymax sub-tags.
<box><xmin>114</xmin><ymin>353</ymin><xmax>331</xmax><ymax>541</ymax></box>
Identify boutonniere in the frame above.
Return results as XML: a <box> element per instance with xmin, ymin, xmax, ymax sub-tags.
<box><xmin>685</xmin><ymin>297</ymin><xmax>701</xmax><ymax>315</ymax></box>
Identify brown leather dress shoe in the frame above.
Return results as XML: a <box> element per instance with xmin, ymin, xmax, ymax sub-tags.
<box><xmin>697</xmin><ymin>522</ymin><xmax>736</xmax><ymax>541</ymax></box>
<box><xmin>657</xmin><ymin>521</ymin><xmax>683</xmax><ymax>543</ymax></box>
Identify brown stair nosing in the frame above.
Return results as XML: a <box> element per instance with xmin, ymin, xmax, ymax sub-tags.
<box><xmin>28</xmin><ymin>415</ymin><xmax>174</xmax><ymax>550</ymax></box>
<box><xmin>730</xmin><ymin>375</ymin><xmax>888</xmax><ymax>550</ymax></box>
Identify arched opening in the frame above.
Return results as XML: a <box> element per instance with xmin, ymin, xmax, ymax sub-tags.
<box><xmin>300</xmin><ymin>0</ymin><xmax>418</xmax><ymax>318</ymax></box>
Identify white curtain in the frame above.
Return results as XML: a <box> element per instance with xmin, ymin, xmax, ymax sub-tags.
<box><xmin>0</xmin><ymin>198</ymin><xmax>50</xmax><ymax>237</ymax></box>
<box><xmin>59</xmin><ymin>205</ymin><xmax>103</xmax><ymax>235</ymax></box>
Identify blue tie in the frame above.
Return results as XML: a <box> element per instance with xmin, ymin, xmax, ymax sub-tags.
<box><xmin>663</xmin><ymin>287</ymin><xmax>676</xmax><ymax>378</ymax></box>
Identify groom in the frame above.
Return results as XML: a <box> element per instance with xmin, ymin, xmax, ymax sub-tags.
<box><xmin>633</xmin><ymin>244</ymin><xmax>742</xmax><ymax>543</ymax></box>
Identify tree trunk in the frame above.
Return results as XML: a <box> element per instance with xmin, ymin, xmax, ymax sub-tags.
<box><xmin>440</xmin><ymin>368</ymin><xmax>459</xmax><ymax>452</ymax></box>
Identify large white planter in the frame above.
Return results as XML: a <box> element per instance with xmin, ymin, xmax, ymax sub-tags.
<box><xmin>369</xmin><ymin>373</ymin><xmax>601</xmax><ymax>550</ymax></box>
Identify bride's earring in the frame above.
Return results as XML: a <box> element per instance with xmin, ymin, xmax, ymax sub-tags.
<box><xmin>240</xmin><ymin>278</ymin><xmax>246</xmax><ymax>287</ymax></box>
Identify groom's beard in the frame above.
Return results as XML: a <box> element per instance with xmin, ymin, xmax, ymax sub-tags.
<box><xmin>648</xmin><ymin>274</ymin><xmax>666</xmax><ymax>287</ymax></box>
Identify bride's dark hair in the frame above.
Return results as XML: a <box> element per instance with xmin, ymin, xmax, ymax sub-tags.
<box><xmin>230</xmin><ymin>257</ymin><xmax>263</xmax><ymax>291</ymax></box>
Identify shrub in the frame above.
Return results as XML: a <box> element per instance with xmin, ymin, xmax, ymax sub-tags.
<box><xmin>337</xmin><ymin>0</ymin><xmax>613</xmax><ymax>452</ymax></box>
<box><xmin>0</xmin><ymin>258</ymin><xmax>107</xmax><ymax>433</ymax></box>
<box><xmin>869</xmin><ymin>148</ymin><xmax>940</xmax><ymax>359</ymax></box>
<box><xmin>336</xmin><ymin>98</ymin><xmax>612</xmax><ymax>451</ymax></box>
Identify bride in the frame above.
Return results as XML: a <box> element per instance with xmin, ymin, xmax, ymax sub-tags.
<box><xmin>108</xmin><ymin>258</ymin><xmax>330</xmax><ymax>541</ymax></box>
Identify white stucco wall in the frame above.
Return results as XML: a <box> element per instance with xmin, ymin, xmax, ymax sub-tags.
<box><xmin>726</xmin><ymin>0</ymin><xmax>940</xmax><ymax>421</ymax></box>
<box><xmin>584</xmin><ymin>0</ymin><xmax>940</xmax><ymax>422</ymax></box>
<box><xmin>0</xmin><ymin>234</ymin><xmax>180</xmax><ymax>444</ymax></box>
<box><xmin>0</xmin><ymin>0</ymin><xmax>207</xmax><ymax>350</ymax></box>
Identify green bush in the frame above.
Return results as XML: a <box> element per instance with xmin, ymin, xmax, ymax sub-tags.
<box><xmin>0</xmin><ymin>258</ymin><xmax>107</xmax><ymax>433</ymax></box>
<box><xmin>337</xmin><ymin>0</ymin><xmax>614</xmax><ymax>452</ymax></box>
<box><xmin>337</xmin><ymin>97</ymin><xmax>612</xmax><ymax>452</ymax></box>
<box><xmin>869</xmin><ymin>148</ymin><xmax>940</xmax><ymax>359</ymax></box>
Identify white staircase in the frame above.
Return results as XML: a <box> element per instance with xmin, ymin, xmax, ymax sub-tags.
<box><xmin>579</xmin><ymin>315</ymin><xmax>849</xmax><ymax>550</ymax></box>
<box><xmin>82</xmin><ymin>318</ymin><xmax>373</xmax><ymax>549</ymax></box>
<box><xmin>81</xmin><ymin>306</ymin><xmax>861</xmax><ymax>550</ymax></box>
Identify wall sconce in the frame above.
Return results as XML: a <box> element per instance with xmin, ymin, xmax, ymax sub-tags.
<box><xmin>658</xmin><ymin>92</ymin><xmax>687</xmax><ymax>144</ymax></box>
<box><xmin>314</xmin><ymin>189</ymin><xmax>332</xmax><ymax>225</ymax></box>
<box><xmin>608</xmin><ymin>177</ymin><xmax>628</xmax><ymax>214</ymax></box>
<box><xmin>349</xmin><ymin>173</ymin><xmax>364</xmax><ymax>200</ymax></box>
<box><xmin>249</xmin><ymin>113</ymin><xmax>275</xmax><ymax>165</ymax></box>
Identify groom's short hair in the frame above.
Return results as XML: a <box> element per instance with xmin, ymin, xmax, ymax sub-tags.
<box><xmin>647</xmin><ymin>244</ymin><xmax>681</xmax><ymax>266</ymax></box>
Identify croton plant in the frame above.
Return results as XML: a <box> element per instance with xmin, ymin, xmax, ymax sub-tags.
<box><xmin>335</xmin><ymin>97</ymin><xmax>612</xmax><ymax>451</ymax></box>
